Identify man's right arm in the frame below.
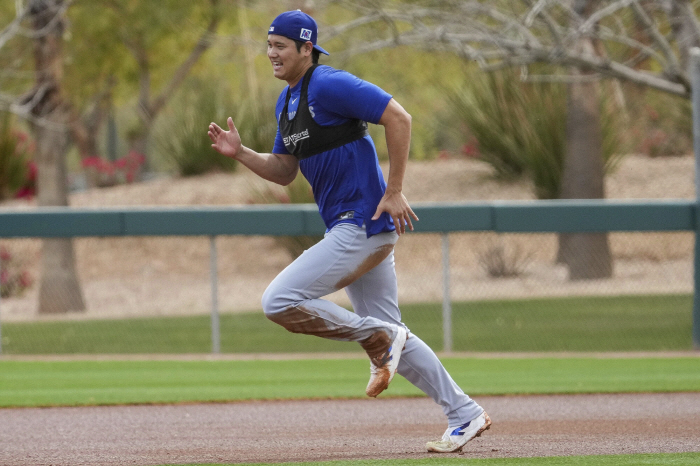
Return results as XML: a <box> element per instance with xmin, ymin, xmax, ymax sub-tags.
<box><xmin>208</xmin><ymin>117</ymin><xmax>299</xmax><ymax>186</ymax></box>
<box><xmin>236</xmin><ymin>146</ymin><xmax>299</xmax><ymax>186</ymax></box>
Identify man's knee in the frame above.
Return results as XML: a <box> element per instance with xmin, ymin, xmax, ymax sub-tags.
<box><xmin>261</xmin><ymin>285</ymin><xmax>278</xmax><ymax>319</ymax></box>
<box><xmin>261</xmin><ymin>282</ymin><xmax>293</xmax><ymax>320</ymax></box>
<box><xmin>261</xmin><ymin>285</ymin><xmax>309</xmax><ymax>335</ymax></box>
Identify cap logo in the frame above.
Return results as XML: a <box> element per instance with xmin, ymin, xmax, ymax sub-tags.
<box><xmin>269</xmin><ymin>26</ymin><xmax>274</xmax><ymax>32</ymax></box>
<box><xmin>300</xmin><ymin>28</ymin><xmax>312</xmax><ymax>41</ymax></box>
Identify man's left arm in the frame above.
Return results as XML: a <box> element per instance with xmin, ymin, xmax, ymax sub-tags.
<box><xmin>372</xmin><ymin>98</ymin><xmax>419</xmax><ymax>235</ymax></box>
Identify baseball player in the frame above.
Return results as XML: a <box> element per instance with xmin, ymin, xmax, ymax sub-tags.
<box><xmin>208</xmin><ymin>9</ymin><xmax>490</xmax><ymax>453</ymax></box>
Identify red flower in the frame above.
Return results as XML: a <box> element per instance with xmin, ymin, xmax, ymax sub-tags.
<box><xmin>645</xmin><ymin>105</ymin><xmax>659</xmax><ymax>121</ymax></box>
<box><xmin>82</xmin><ymin>156</ymin><xmax>102</xmax><ymax>168</ymax></box>
<box><xmin>27</xmin><ymin>161</ymin><xmax>37</xmax><ymax>180</ymax></box>
<box><xmin>15</xmin><ymin>131</ymin><xmax>27</xmax><ymax>143</ymax></box>
<box><xmin>14</xmin><ymin>187</ymin><xmax>34</xmax><ymax>199</ymax></box>
<box><xmin>461</xmin><ymin>138</ymin><xmax>480</xmax><ymax>158</ymax></box>
<box><xmin>19</xmin><ymin>271</ymin><xmax>33</xmax><ymax>288</ymax></box>
<box><xmin>0</xmin><ymin>247</ymin><xmax>11</xmax><ymax>262</ymax></box>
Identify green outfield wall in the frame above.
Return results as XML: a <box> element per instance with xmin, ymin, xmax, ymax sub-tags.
<box><xmin>0</xmin><ymin>199</ymin><xmax>694</xmax><ymax>237</ymax></box>
<box><xmin>0</xmin><ymin>199</ymin><xmax>698</xmax><ymax>351</ymax></box>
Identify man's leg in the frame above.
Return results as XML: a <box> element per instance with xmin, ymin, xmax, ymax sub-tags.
<box><xmin>344</xmin><ymin>248</ymin><xmax>483</xmax><ymax>426</ymax></box>
<box><xmin>262</xmin><ymin>223</ymin><xmax>406</xmax><ymax>395</ymax></box>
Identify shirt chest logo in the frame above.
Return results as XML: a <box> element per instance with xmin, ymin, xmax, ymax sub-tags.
<box><xmin>284</xmin><ymin>128</ymin><xmax>310</xmax><ymax>147</ymax></box>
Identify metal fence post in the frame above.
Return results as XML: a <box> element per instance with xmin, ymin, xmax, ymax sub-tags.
<box><xmin>210</xmin><ymin>235</ymin><xmax>221</xmax><ymax>354</ymax></box>
<box><xmin>0</xmin><ymin>255</ymin><xmax>3</xmax><ymax>355</ymax></box>
<box><xmin>692</xmin><ymin>48</ymin><xmax>700</xmax><ymax>350</ymax></box>
<box><xmin>441</xmin><ymin>233</ymin><xmax>453</xmax><ymax>353</ymax></box>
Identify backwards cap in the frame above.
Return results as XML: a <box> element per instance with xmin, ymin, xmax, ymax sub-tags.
<box><xmin>268</xmin><ymin>10</ymin><xmax>329</xmax><ymax>56</ymax></box>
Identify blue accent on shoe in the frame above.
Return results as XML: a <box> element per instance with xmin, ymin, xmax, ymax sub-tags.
<box><xmin>450</xmin><ymin>421</ymin><xmax>471</xmax><ymax>436</ymax></box>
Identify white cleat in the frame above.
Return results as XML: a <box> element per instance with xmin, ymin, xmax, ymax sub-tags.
<box><xmin>426</xmin><ymin>411</ymin><xmax>492</xmax><ymax>453</ymax></box>
<box><xmin>365</xmin><ymin>327</ymin><xmax>408</xmax><ymax>398</ymax></box>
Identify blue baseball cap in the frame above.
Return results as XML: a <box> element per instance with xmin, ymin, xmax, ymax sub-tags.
<box><xmin>268</xmin><ymin>10</ymin><xmax>329</xmax><ymax>56</ymax></box>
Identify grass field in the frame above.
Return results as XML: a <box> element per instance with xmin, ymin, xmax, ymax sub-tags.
<box><xmin>1</xmin><ymin>356</ymin><xmax>699</xmax><ymax>407</ymax></box>
<box><xmin>200</xmin><ymin>453</ymin><xmax>700</xmax><ymax>466</ymax></box>
<box><xmin>2</xmin><ymin>293</ymin><xmax>698</xmax><ymax>466</ymax></box>
<box><xmin>1</xmin><ymin>294</ymin><xmax>693</xmax><ymax>354</ymax></box>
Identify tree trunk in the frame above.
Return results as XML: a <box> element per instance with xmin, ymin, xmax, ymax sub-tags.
<box><xmin>668</xmin><ymin>0</ymin><xmax>700</xmax><ymax>73</ymax></box>
<box><xmin>558</xmin><ymin>0</ymin><xmax>613</xmax><ymax>280</ymax></box>
<box><xmin>27</xmin><ymin>0</ymin><xmax>85</xmax><ymax>313</ymax></box>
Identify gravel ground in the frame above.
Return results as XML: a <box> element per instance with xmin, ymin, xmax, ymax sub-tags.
<box><xmin>1</xmin><ymin>393</ymin><xmax>699</xmax><ymax>465</ymax></box>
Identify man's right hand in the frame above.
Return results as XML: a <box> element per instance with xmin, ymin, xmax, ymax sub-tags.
<box><xmin>208</xmin><ymin>117</ymin><xmax>242</xmax><ymax>159</ymax></box>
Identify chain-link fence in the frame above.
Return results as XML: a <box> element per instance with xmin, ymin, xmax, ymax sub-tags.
<box><xmin>0</xmin><ymin>227</ymin><xmax>693</xmax><ymax>354</ymax></box>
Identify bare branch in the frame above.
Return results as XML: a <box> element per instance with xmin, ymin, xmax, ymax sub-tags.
<box><xmin>520</xmin><ymin>73</ymin><xmax>602</xmax><ymax>83</ymax></box>
<box><xmin>523</xmin><ymin>0</ymin><xmax>565</xmax><ymax>46</ymax></box>
<box><xmin>0</xmin><ymin>1</ymin><xmax>26</xmax><ymax>50</ymax></box>
<box><xmin>15</xmin><ymin>0</ymin><xmax>72</xmax><ymax>39</ymax></box>
<box><xmin>579</xmin><ymin>0</ymin><xmax>633</xmax><ymax>34</ymax></box>
<box><xmin>629</xmin><ymin>0</ymin><xmax>681</xmax><ymax>75</ymax></box>
<box><xmin>684</xmin><ymin>1</ymin><xmax>700</xmax><ymax>40</ymax></box>
<box><xmin>595</xmin><ymin>24</ymin><xmax>666</xmax><ymax>65</ymax></box>
<box><xmin>322</xmin><ymin>0</ymin><xmax>693</xmax><ymax>98</ymax></box>
<box><xmin>323</xmin><ymin>12</ymin><xmax>386</xmax><ymax>40</ymax></box>
<box><xmin>10</xmin><ymin>83</ymin><xmax>68</xmax><ymax>130</ymax></box>
<box><xmin>524</xmin><ymin>0</ymin><xmax>551</xmax><ymax>28</ymax></box>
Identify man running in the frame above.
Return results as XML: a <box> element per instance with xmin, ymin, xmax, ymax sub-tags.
<box><xmin>208</xmin><ymin>9</ymin><xmax>490</xmax><ymax>453</ymax></box>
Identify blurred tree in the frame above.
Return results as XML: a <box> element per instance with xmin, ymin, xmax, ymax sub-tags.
<box><xmin>0</xmin><ymin>0</ymin><xmax>226</xmax><ymax>313</ymax></box>
<box><xmin>73</xmin><ymin>0</ymin><xmax>222</xmax><ymax>178</ymax></box>
<box><xmin>326</xmin><ymin>0</ymin><xmax>698</xmax><ymax>280</ymax></box>
<box><xmin>327</xmin><ymin>0</ymin><xmax>693</xmax><ymax>97</ymax></box>
<box><xmin>2</xmin><ymin>0</ymin><xmax>226</xmax><ymax>183</ymax></box>
<box><xmin>20</xmin><ymin>0</ymin><xmax>85</xmax><ymax>314</ymax></box>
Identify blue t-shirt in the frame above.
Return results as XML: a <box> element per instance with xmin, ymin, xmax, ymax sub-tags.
<box><xmin>272</xmin><ymin>65</ymin><xmax>394</xmax><ymax>237</ymax></box>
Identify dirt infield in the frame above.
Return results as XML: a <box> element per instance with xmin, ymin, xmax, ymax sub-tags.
<box><xmin>1</xmin><ymin>393</ymin><xmax>699</xmax><ymax>465</ymax></box>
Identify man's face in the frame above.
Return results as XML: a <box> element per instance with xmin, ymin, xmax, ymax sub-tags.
<box><xmin>267</xmin><ymin>34</ymin><xmax>311</xmax><ymax>83</ymax></box>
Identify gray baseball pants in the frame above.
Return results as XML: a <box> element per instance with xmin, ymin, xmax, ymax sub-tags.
<box><xmin>261</xmin><ymin>222</ymin><xmax>483</xmax><ymax>426</ymax></box>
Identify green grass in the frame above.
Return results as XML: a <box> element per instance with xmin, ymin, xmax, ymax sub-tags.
<box><xmin>185</xmin><ymin>452</ymin><xmax>700</xmax><ymax>465</ymax></box>
<box><xmin>1</xmin><ymin>357</ymin><xmax>699</xmax><ymax>407</ymax></box>
<box><xmin>0</xmin><ymin>294</ymin><xmax>693</xmax><ymax>354</ymax></box>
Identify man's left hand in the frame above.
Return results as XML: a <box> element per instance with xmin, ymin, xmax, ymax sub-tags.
<box><xmin>372</xmin><ymin>190</ymin><xmax>419</xmax><ymax>235</ymax></box>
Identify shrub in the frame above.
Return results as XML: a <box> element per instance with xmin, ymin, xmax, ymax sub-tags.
<box><xmin>448</xmin><ymin>69</ymin><xmax>624</xmax><ymax>199</ymax></box>
<box><xmin>154</xmin><ymin>82</ymin><xmax>237</xmax><ymax>177</ymax></box>
<box><xmin>14</xmin><ymin>161</ymin><xmax>36</xmax><ymax>199</ymax></box>
<box><xmin>234</xmin><ymin>97</ymin><xmax>280</xmax><ymax>157</ymax></box>
<box><xmin>476</xmin><ymin>240</ymin><xmax>532</xmax><ymax>278</ymax></box>
<box><xmin>0</xmin><ymin>113</ymin><xmax>34</xmax><ymax>201</ymax></box>
<box><xmin>0</xmin><ymin>246</ymin><xmax>33</xmax><ymax>298</ymax></box>
<box><xmin>633</xmin><ymin>91</ymin><xmax>692</xmax><ymax>157</ymax></box>
<box><xmin>154</xmin><ymin>78</ymin><xmax>282</xmax><ymax>177</ymax></box>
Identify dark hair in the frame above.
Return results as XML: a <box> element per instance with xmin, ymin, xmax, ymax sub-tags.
<box><xmin>294</xmin><ymin>40</ymin><xmax>320</xmax><ymax>64</ymax></box>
